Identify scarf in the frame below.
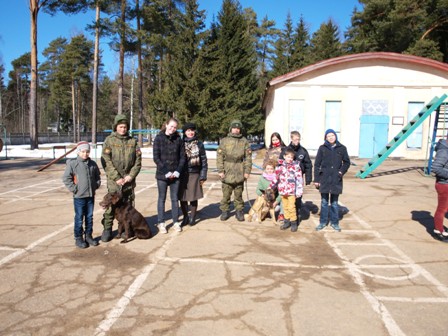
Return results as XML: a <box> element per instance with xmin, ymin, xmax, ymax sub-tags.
<box><xmin>272</xmin><ymin>142</ymin><xmax>281</xmax><ymax>148</ymax></box>
<box><xmin>262</xmin><ymin>172</ymin><xmax>276</xmax><ymax>182</ymax></box>
<box><xmin>185</xmin><ymin>139</ymin><xmax>200</xmax><ymax>167</ymax></box>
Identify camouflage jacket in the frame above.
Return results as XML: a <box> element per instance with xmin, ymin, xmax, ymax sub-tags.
<box><xmin>217</xmin><ymin>133</ymin><xmax>252</xmax><ymax>184</ymax></box>
<box><xmin>101</xmin><ymin>132</ymin><xmax>142</xmax><ymax>192</ymax></box>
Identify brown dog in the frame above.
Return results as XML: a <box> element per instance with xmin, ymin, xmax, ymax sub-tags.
<box><xmin>245</xmin><ymin>188</ymin><xmax>277</xmax><ymax>224</ymax></box>
<box><xmin>100</xmin><ymin>192</ymin><xmax>152</xmax><ymax>243</ymax></box>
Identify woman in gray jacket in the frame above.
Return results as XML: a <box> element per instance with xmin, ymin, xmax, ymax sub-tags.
<box><xmin>63</xmin><ymin>142</ymin><xmax>101</xmax><ymax>248</ymax></box>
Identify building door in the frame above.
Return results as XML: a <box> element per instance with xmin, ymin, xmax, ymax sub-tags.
<box><xmin>359</xmin><ymin>100</ymin><xmax>389</xmax><ymax>158</ymax></box>
<box><xmin>359</xmin><ymin>115</ymin><xmax>389</xmax><ymax>158</ymax></box>
<box><xmin>406</xmin><ymin>102</ymin><xmax>424</xmax><ymax>149</ymax></box>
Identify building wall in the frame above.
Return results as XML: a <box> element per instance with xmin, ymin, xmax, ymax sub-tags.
<box><xmin>265</xmin><ymin>62</ymin><xmax>448</xmax><ymax>159</ymax></box>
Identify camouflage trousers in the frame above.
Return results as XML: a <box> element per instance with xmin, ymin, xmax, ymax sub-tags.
<box><xmin>220</xmin><ymin>182</ymin><xmax>244</xmax><ymax>212</ymax></box>
<box><xmin>101</xmin><ymin>186</ymin><xmax>135</xmax><ymax>230</ymax></box>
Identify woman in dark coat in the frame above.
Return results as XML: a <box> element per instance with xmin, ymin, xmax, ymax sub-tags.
<box><xmin>179</xmin><ymin>123</ymin><xmax>208</xmax><ymax>226</ymax></box>
<box><xmin>314</xmin><ymin>129</ymin><xmax>350</xmax><ymax>232</ymax></box>
<box><xmin>153</xmin><ymin>117</ymin><xmax>186</xmax><ymax>233</ymax></box>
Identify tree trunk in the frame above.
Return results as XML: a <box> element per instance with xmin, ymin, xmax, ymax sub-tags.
<box><xmin>71</xmin><ymin>80</ymin><xmax>76</xmax><ymax>143</ymax></box>
<box><xmin>136</xmin><ymin>0</ymin><xmax>144</xmax><ymax>147</ymax></box>
<box><xmin>29</xmin><ymin>0</ymin><xmax>39</xmax><ymax>149</ymax></box>
<box><xmin>117</xmin><ymin>0</ymin><xmax>126</xmax><ymax>115</ymax></box>
<box><xmin>77</xmin><ymin>83</ymin><xmax>81</xmax><ymax>142</ymax></box>
<box><xmin>92</xmin><ymin>2</ymin><xmax>100</xmax><ymax>144</ymax></box>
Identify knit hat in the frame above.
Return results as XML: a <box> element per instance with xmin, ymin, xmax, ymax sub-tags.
<box><xmin>182</xmin><ymin>122</ymin><xmax>196</xmax><ymax>133</ymax></box>
<box><xmin>77</xmin><ymin>142</ymin><xmax>90</xmax><ymax>152</ymax></box>
<box><xmin>324</xmin><ymin>129</ymin><xmax>337</xmax><ymax>141</ymax></box>
<box><xmin>229</xmin><ymin>119</ymin><xmax>243</xmax><ymax>132</ymax></box>
<box><xmin>113</xmin><ymin>114</ymin><xmax>130</xmax><ymax>131</ymax></box>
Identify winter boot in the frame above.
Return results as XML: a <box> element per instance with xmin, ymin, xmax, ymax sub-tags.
<box><xmin>220</xmin><ymin>211</ymin><xmax>230</xmax><ymax>221</ymax></box>
<box><xmin>290</xmin><ymin>220</ymin><xmax>298</xmax><ymax>232</ymax></box>
<box><xmin>101</xmin><ymin>228</ymin><xmax>113</xmax><ymax>242</ymax></box>
<box><xmin>85</xmin><ymin>233</ymin><xmax>98</xmax><ymax>246</ymax></box>
<box><xmin>280</xmin><ymin>219</ymin><xmax>291</xmax><ymax>230</ymax></box>
<box><xmin>180</xmin><ymin>201</ymin><xmax>189</xmax><ymax>226</ymax></box>
<box><xmin>235</xmin><ymin>210</ymin><xmax>245</xmax><ymax>222</ymax></box>
<box><xmin>75</xmin><ymin>236</ymin><xmax>88</xmax><ymax>249</ymax></box>
<box><xmin>189</xmin><ymin>204</ymin><xmax>197</xmax><ymax>226</ymax></box>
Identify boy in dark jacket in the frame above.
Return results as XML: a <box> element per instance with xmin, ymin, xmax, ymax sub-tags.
<box><xmin>314</xmin><ymin>129</ymin><xmax>350</xmax><ymax>232</ymax></box>
<box><xmin>63</xmin><ymin>142</ymin><xmax>101</xmax><ymax>248</ymax></box>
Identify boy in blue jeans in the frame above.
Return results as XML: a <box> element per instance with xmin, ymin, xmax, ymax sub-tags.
<box><xmin>63</xmin><ymin>142</ymin><xmax>101</xmax><ymax>248</ymax></box>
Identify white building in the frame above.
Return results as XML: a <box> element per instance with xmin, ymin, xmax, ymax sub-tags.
<box><xmin>262</xmin><ymin>52</ymin><xmax>448</xmax><ymax>159</ymax></box>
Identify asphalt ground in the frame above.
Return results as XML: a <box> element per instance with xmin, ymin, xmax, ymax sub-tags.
<box><xmin>0</xmin><ymin>154</ymin><xmax>447</xmax><ymax>336</ymax></box>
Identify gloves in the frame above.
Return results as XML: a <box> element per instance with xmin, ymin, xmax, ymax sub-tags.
<box><xmin>165</xmin><ymin>171</ymin><xmax>180</xmax><ymax>179</ymax></box>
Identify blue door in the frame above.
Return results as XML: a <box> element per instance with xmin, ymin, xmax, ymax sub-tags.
<box><xmin>359</xmin><ymin>115</ymin><xmax>389</xmax><ymax>158</ymax></box>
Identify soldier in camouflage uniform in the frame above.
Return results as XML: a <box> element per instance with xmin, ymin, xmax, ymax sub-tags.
<box><xmin>100</xmin><ymin>114</ymin><xmax>142</xmax><ymax>242</ymax></box>
<box><xmin>217</xmin><ymin>120</ymin><xmax>252</xmax><ymax>221</ymax></box>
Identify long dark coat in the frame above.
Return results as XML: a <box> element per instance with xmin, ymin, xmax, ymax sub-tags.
<box><xmin>313</xmin><ymin>141</ymin><xmax>350</xmax><ymax>194</ymax></box>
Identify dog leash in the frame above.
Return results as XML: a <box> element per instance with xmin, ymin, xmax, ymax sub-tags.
<box><xmin>245</xmin><ymin>179</ymin><xmax>253</xmax><ymax>208</ymax></box>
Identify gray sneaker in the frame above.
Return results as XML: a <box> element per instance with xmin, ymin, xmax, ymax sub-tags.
<box><xmin>158</xmin><ymin>222</ymin><xmax>167</xmax><ymax>234</ymax></box>
<box><xmin>331</xmin><ymin>223</ymin><xmax>341</xmax><ymax>232</ymax></box>
<box><xmin>173</xmin><ymin>222</ymin><xmax>182</xmax><ymax>232</ymax></box>
<box><xmin>315</xmin><ymin>223</ymin><xmax>326</xmax><ymax>231</ymax></box>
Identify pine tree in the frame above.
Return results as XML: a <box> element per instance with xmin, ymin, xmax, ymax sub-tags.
<box><xmin>161</xmin><ymin>0</ymin><xmax>205</xmax><ymax>125</ymax></box>
<box><xmin>271</xmin><ymin>12</ymin><xmax>295</xmax><ymax>78</ymax></box>
<box><xmin>59</xmin><ymin>35</ymin><xmax>94</xmax><ymax>141</ymax></box>
<box><xmin>343</xmin><ymin>0</ymin><xmax>448</xmax><ymax>61</ymax></box>
<box><xmin>41</xmin><ymin>37</ymin><xmax>71</xmax><ymax>132</ymax></box>
<box><xmin>203</xmin><ymin>0</ymin><xmax>262</xmax><ymax>138</ymax></box>
<box><xmin>290</xmin><ymin>15</ymin><xmax>311</xmax><ymax>69</ymax></box>
<box><xmin>255</xmin><ymin>15</ymin><xmax>279</xmax><ymax>88</ymax></box>
<box><xmin>309</xmin><ymin>19</ymin><xmax>342</xmax><ymax>64</ymax></box>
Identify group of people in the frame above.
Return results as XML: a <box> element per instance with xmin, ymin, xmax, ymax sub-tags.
<box><xmin>259</xmin><ymin>129</ymin><xmax>350</xmax><ymax>233</ymax></box>
<box><xmin>62</xmin><ymin>114</ymin><xmax>352</xmax><ymax>248</ymax></box>
<box><xmin>62</xmin><ymin>113</ymin><xmax>448</xmax><ymax>248</ymax></box>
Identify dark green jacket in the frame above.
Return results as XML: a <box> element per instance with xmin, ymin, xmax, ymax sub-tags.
<box><xmin>217</xmin><ymin>133</ymin><xmax>252</xmax><ymax>184</ymax></box>
<box><xmin>101</xmin><ymin>132</ymin><xmax>142</xmax><ymax>192</ymax></box>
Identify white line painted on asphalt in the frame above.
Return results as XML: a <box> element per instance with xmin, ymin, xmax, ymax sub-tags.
<box><xmin>94</xmin><ymin>182</ymin><xmax>216</xmax><ymax>334</ymax></box>
<box><xmin>377</xmin><ymin>296</ymin><xmax>448</xmax><ymax>303</ymax></box>
<box><xmin>0</xmin><ymin>182</ymin><xmax>157</xmax><ymax>267</ymax></box>
<box><xmin>325</xmin><ymin>234</ymin><xmax>406</xmax><ymax>336</ymax></box>
<box><xmin>341</xmin><ymin>209</ymin><xmax>448</xmax><ymax>297</ymax></box>
<box><xmin>4</xmin><ymin>186</ymin><xmax>65</xmax><ymax>204</ymax></box>
<box><xmin>164</xmin><ymin>256</ymin><xmax>346</xmax><ymax>269</ymax></box>
<box><xmin>0</xmin><ymin>179</ymin><xmax>59</xmax><ymax>195</ymax></box>
<box><xmin>0</xmin><ymin>247</ymin><xmax>23</xmax><ymax>251</ymax></box>
<box><xmin>0</xmin><ymin>223</ymin><xmax>72</xmax><ymax>267</ymax></box>
<box><xmin>94</xmin><ymin>236</ymin><xmax>176</xmax><ymax>336</ymax></box>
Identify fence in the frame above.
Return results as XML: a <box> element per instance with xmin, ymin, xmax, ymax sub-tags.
<box><xmin>4</xmin><ymin>132</ymin><xmax>110</xmax><ymax>145</ymax></box>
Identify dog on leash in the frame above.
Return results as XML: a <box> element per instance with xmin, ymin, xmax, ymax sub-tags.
<box><xmin>100</xmin><ymin>192</ymin><xmax>152</xmax><ymax>243</ymax></box>
<box><xmin>244</xmin><ymin>188</ymin><xmax>277</xmax><ymax>224</ymax></box>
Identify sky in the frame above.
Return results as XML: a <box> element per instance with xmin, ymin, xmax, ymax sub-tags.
<box><xmin>0</xmin><ymin>0</ymin><xmax>360</xmax><ymax>80</ymax></box>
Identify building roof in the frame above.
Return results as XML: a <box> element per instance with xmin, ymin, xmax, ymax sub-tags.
<box><xmin>268</xmin><ymin>52</ymin><xmax>448</xmax><ymax>87</ymax></box>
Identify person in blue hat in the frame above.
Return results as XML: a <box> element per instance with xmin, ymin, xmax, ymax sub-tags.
<box><xmin>314</xmin><ymin>129</ymin><xmax>350</xmax><ymax>232</ymax></box>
